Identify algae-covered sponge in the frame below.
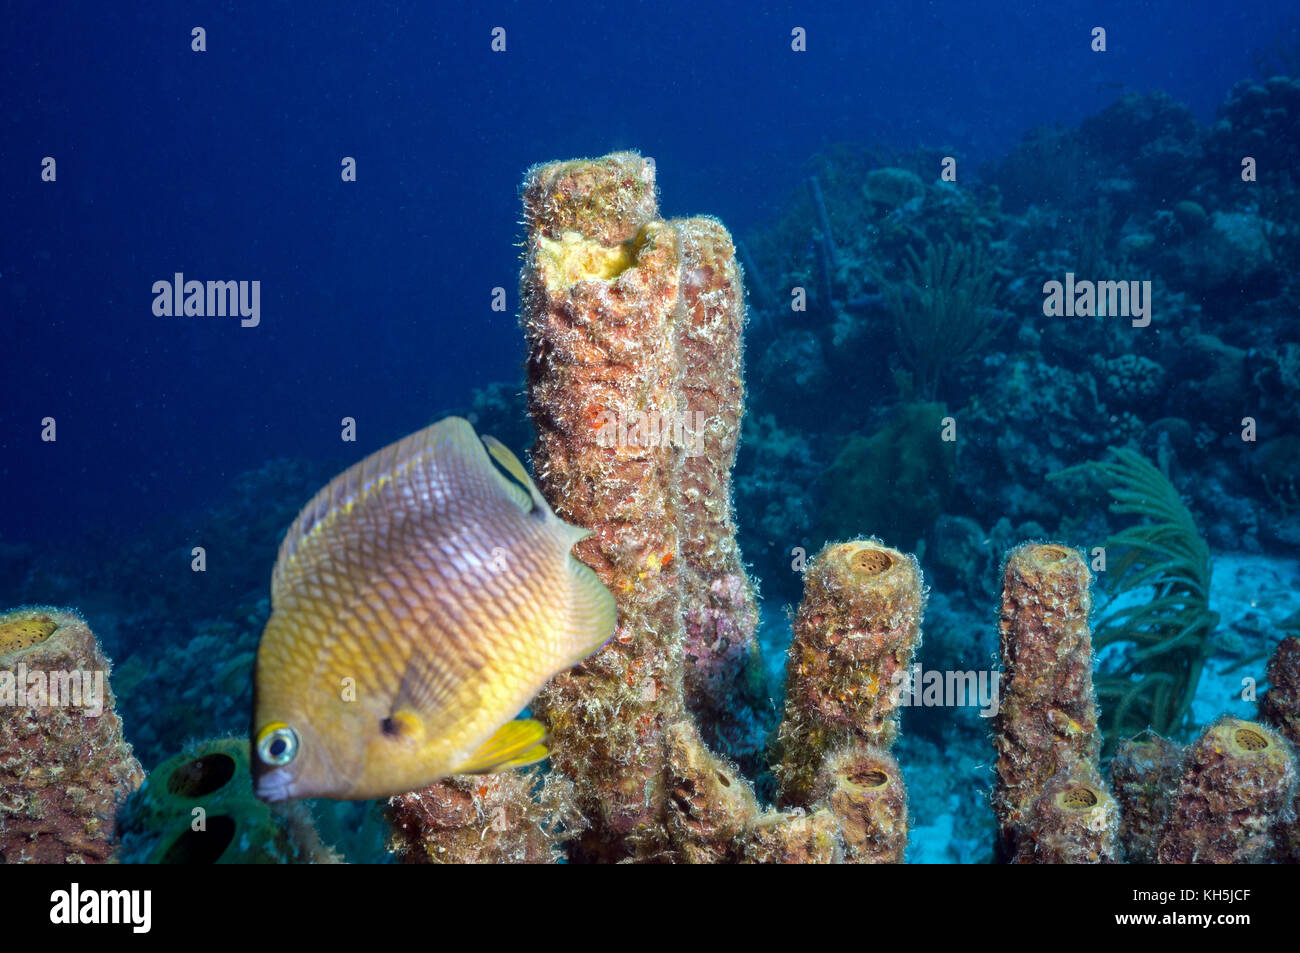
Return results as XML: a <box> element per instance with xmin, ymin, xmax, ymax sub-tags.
<box><xmin>1260</xmin><ymin>634</ymin><xmax>1300</xmax><ymax>862</ymax></box>
<box><xmin>251</xmin><ymin>416</ymin><xmax>616</xmax><ymax>801</ymax></box>
<box><xmin>521</xmin><ymin>152</ymin><xmax>689</xmax><ymax>857</ymax></box>
<box><xmin>775</xmin><ymin>540</ymin><xmax>923</xmax><ymax>808</ymax></box>
<box><xmin>387</xmin><ymin>770</ymin><xmax>576</xmax><ymax>864</ymax></box>
<box><xmin>991</xmin><ymin>543</ymin><xmax>1103</xmax><ymax>861</ymax></box>
<box><xmin>519</xmin><ymin>151</ymin><xmax>765</xmax><ymax>861</ymax></box>
<box><xmin>1109</xmin><ymin>730</ymin><xmax>1182</xmax><ymax>863</ymax></box>
<box><xmin>1156</xmin><ymin>717</ymin><xmax>1298</xmax><ymax>864</ymax></box>
<box><xmin>674</xmin><ymin>218</ymin><xmax>760</xmax><ymax>734</ymax></box>
<box><xmin>116</xmin><ymin>737</ymin><xmax>336</xmax><ymax>863</ymax></box>
<box><xmin>810</xmin><ymin>744</ymin><xmax>908</xmax><ymax>864</ymax></box>
<box><xmin>1014</xmin><ymin>772</ymin><xmax>1118</xmax><ymax>864</ymax></box>
<box><xmin>0</xmin><ymin>607</ymin><xmax>143</xmax><ymax>863</ymax></box>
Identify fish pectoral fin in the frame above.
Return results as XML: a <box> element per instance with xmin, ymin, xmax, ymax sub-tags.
<box><xmin>384</xmin><ymin>708</ymin><xmax>426</xmax><ymax>744</ymax></box>
<box><xmin>452</xmin><ymin>719</ymin><xmax>550</xmax><ymax>774</ymax></box>
<box><xmin>393</xmin><ymin>649</ymin><xmax>469</xmax><ymax>723</ymax></box>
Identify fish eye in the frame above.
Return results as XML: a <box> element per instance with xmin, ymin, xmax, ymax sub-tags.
<box><xmin>256</xmin><ymin>722</ymin><xmax>299</xmax><ymax>767</ymax></box>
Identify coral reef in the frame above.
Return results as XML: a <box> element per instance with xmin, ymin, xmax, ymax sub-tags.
<box><xmin>1109</xmin><ymin>731</ymin><xmax>1183</xmax><ymax>863</ymax></box>
<box><xmin>1156</xmin><ymin>717</ymin><xmax>1297</xmax><ymax>864</ymax></box>
<box><xmin>991</xmin><ymin>544</ymin><xmax>1106</xmax><ymax>861</ymax></box>
<box><xmin>0</xmin><ymin>607</ymin><xmax>143</xmax><ymax>863</ymax></box>
<box><xmin>874</xmin><ymin>237</ymin><xmax>1003</xmax><ymax>400</ymax></box>
<box><xmin>116</xmin><ymin>736</ymin><xmax>337</xmax><ymax>863</ymax></box>
<box><xmin>113</xmin><ymin>610</ymin><xmax>263</xmax><ymax>769</ymax></box>
<box><xmin>820</xmin><ymin>402</ymin><xmax>954</xmax><ymax>552</ymax></box>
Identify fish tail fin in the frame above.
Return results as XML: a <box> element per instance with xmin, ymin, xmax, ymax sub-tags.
<box><xmin>453</xmin><ymin>718</ymin><xmax>550</xmax><ymax>774</ymax></box>
<box><xmin>566</xmin><ymin>553</ymin><xmax>618</xmax><ymax>659</ymax></box>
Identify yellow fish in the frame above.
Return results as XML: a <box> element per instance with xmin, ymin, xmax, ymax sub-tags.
<box><xmin>251</xmin><ymin>416</ymin><xmax>616</xmax><ymax>801</ymax></box>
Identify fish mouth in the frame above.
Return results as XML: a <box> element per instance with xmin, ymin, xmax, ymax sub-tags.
<box><xmin>254</xmin><ymin>772</ymin><xmax>296</xmax><ymax>803</ymax></box>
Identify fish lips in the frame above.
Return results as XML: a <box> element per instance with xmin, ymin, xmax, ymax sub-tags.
<box><xmin>253</xmin><ymin>769</ymin><xmax>298</xmax><ymax>803</ymax></box>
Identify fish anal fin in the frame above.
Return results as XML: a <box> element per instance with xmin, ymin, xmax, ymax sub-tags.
<box><xmin>453</xmin><ymin>718</ymin><xmax>549</xmax><ymax>774</ymax></box>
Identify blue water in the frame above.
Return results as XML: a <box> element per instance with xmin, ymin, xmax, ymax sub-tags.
<box><xmin>2</xmin><ymin>1</ymin><xmax>1290</xmax><ymax>540</ymax></box>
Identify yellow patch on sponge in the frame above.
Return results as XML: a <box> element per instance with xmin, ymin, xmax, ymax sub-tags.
<box><xmin>0</xmin><ymin>614</ymin><xmax>59</xmax><ymax>655</ymax></box>
<box><xmin>536</xmin><ymin>228</ymin><xmax>644</xmax><ymax>290</ymax></box>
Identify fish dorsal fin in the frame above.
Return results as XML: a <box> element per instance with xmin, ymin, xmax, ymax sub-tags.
<box><xmin>481</xmin><ymin>434</ymin><xmax>551</xmax><ymax>518</ymax></box>
<box><xmin>453</xmin><ymin>719</ymin><xmax>549</xmax><ymax>774</ymax></box>
<box><xmin>271</xmin><ymin>416</ymin><xmax>490</xmax><ymax>598</ymax></box>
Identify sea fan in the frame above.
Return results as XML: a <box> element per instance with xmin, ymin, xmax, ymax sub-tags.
<box><xmin>1052</xmin><ymin>447</ymin><xmax>1219</xmax><ymax>746</ymax></box>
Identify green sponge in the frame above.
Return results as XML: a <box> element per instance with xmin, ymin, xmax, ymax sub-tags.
<box><xmin>116</xmin><ymin>736</ymin><xmax>337</xmax><ymax>864</ymax></box>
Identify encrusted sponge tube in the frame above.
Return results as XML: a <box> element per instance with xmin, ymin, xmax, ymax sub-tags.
<box><xmin>810</xmin><ymin>744</ymin><xmax>907</xmax><ymax>863</ymax></box>
<box><xmin>673</xmin><ymin>217</ymin><xmax>760</xmax><ymax>732</ymax></box>
<box><xmin>991</xmin><ymin>543</ymin><xmax>1100</xmax><ymax>861</ymax></box>
<box><xmin>386</xmin><ymin>772</ymin><xmax>574</xmax><ymax>864</ymax></box>
<box><xmin>521</xmin><ymin>152</ymin><xmax>686</xmax><ymax>859</ymax></box>
<box><xmin>1016</xmin><ymin>772</ymin><xmax>1118</xmax><ymax>864</ymax></box>
<box><xmin>0</xmin><ymin>607</ymin><xmax>144</xmax><ymax>863</ymax></box>
<box><xmin>1260</xmin><ymin>634</ymin><xmax>1300</xmax><ymax>862</ymax></box>
<box><xmin>1109</xmin><ymin>730</ymin><xmax>1182</xmax><ymax>863</ymax></box>
<box><xmin>776</xmin><ymin>540</ymin><xmax>923</xmax><ymax>809</ymax></box>
<box><xmin>1157</xmin><ymin>717</ymin><xmax>1297</xmax><ymax>864</ymax></box>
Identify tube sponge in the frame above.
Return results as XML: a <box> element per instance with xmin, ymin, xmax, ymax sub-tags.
<box><xmin>665</xmin><ymin>720</ymin><xmax>758</xmax><ymax>863</ymax></box>
<box><xmin>1014</xmin><ymin>772</ymin><xmax>1118</xmax><ymax>864</ymax></box>
<box><xmin>809</xmin><ymin>744</ymin><xmax>907</xmax><ymax>863</ymax></box>
<box><xmin>1109</xmin><ymin>731</ymin><xmax>1182</xmax><ymax>863</ymax></box>
<box><xmin>387</xmin><ymin>772</ymin><xmax>576</xmax><ymax>864</ymax></box>
<box><xmin>522</xmin><ymin>152</ymin><xmax>687</xmax><ymax>858</ymax></box>
<box><xmin>674</xmin><ymin>217</ymin><xmax>760</xmax><ymax>730</ymax></box>
<box><xmin>741</xmin><ymin>807</ymin><xmax>841</xmax><ymax>864</ymax></box>
<box><xmin>775</xmin><ymin>540</ymin><xmax>923</xmax><ymax>808</ymax></box>
<box><xmin>0</xmin><ymin>607</ymin><xmax>143</xmax><ymax>863</ymax></box>
<box><xmin>991</xmin><ymin>543</ymin><xmax>1102</xmax><ymax>860</ymax></box>
<box><xmin>1156</xmin><ymin>717</ymin><xmax>1298</xmax><ymax>864</ymax></box>
<box><xmin>1260</xmin><ymin>634</ymin><xmax>1300</xmax><ymax>862</ymax></box>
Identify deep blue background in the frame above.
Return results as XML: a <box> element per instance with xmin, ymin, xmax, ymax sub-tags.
<box><xmin>1</xmin><ymin>0</ymin><xmax>1293</xmax><ymax>541</ymax></box>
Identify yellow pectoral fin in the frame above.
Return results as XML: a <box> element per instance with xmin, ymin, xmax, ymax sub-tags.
<box><xmin>384</xmin><ymin>708</ymin><xmax>427</xmax><ymax>745</ymax></box>
<box><xmin>453</xmin><ymin>719</ymin><xmax>550</xmax><ymax>774</ymax></box>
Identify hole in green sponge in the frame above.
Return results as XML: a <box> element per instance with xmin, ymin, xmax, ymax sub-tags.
<box><xmin>166</xmin><ymin>753</ymin><xmax>237</xmax><ymax>798</ymax></box>
<box><xmin>160</xmin><ymin>815</ymin><xmax>236</xmax><ymax>863</ymax></box>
